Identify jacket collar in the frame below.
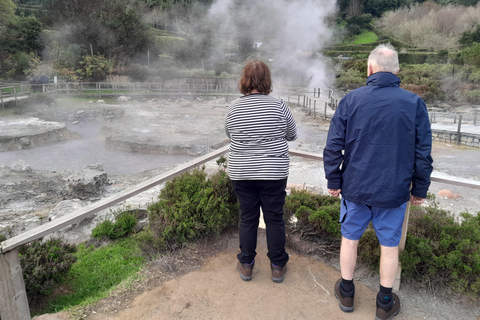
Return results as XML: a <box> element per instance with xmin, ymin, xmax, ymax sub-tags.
<box><xmin>366</xmin><ymin>72</ymin><xmax>401</xmax><ymax>87</ymax></box>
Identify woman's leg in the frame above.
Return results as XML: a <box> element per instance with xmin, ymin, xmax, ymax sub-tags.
<box><xmin>232</xmin><ymin>180</ymin><xmax>261</xmax><ymax>264</ymax></box>
<box><xmin>258</xmin><ymin>179</ymin><xmax>289</xmax><ymax>267</ymax></box>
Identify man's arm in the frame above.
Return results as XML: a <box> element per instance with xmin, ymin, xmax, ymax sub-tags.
<box><xmin>411</xmin><ymin>99</ymin><xmax>434</xmax><ymax>198</ymax></box>
<box><xmin>323</xmin><ymin>101</ymin><xmax>347</xmax><ymax>191</ymax></box>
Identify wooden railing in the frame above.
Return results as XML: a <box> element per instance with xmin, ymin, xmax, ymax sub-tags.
<box><xmin>0</xmin><ymin>86</ymin><xmax>30</xmax><ymax>109</ymax></box>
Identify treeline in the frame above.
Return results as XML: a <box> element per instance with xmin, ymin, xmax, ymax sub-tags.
<box><xmin>338</xmin><ymin>0</ymin><xmax>480</xmax><ymax>19</ymax></box>
<box><xmin>0</xmin><ymin>0</ymin><xmax>224</xmax><ymax>82</ymax></box>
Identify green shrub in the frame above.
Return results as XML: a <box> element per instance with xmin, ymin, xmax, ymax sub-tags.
<box><xmin>138</xmin><ymin>167</ymin><xmax>238</xmax><ymax>252</ymax></box>
<box><xmin>358</xmin><ymin>229</ymin><xmax>381</xmax><ymax>268</ymax></box>
<box><xmin>92</xmin><ymin>210</ymin><xmax>138</xmax><ymax>240</ymax></box>
<box><xmin>335</xmin><ymin>69</ymin><xmax>365</xmax><ymax>90</ymax></box>
<box><xmin>465</xmin><ymin>90</ymin><xmax>480</xmax><ymax>103</ymax></box>
<box><xmin>284</xmin><ymin>188</ymin><xmax>341</xmax><ymax>237</ymax></box>
<box><xmin>125</xmin><ymin>63</ymin><xmax>150</xmax><ymax>82</ymax></box>
<box><xmin>18</xmin><ymin>238</ymin><xmax>77</xmax><ymax>300</ymax></box>
<box><xmin>400</xmin><ymin>207</ymin><xmax>480</xmax><ymax>296</ymax></box>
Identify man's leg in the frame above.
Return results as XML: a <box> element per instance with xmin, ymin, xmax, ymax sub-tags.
<box><xmin>334</xmin><ymin>236</ymin><xmax>359</xmax><ymax>312</ymax></box>
<box><xmin>340</xmin><ymin>237</ymin><xmax>359</xmax><ymax>280</ymax></box>
<box><xmin>379</xmin><ymin>245</ymin><xmax>399</xmax><ymax>288</ymax></box>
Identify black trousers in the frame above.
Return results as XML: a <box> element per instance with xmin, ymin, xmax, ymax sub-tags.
<box><xmin>232</xmin><ymin>179</ymin><xmax>289</xmax><ymax>267</ymax></box>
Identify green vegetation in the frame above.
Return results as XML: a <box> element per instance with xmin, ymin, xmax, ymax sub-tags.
<box><xmin>284</xmin><ymin>189</ymin><xmax>341</xmax><ymax>237</ymax></box>
<box><xmin>283</xmin><ymin>189</ymin><xmax>480</xmax><ymax>297</ymax></box>
<box><xmin>91</xmin><ymin>210</ymin><xmax>139</xmax><ymax>240</ymax></box>
<box><xmin>400</xmin><ymin>207</ymin><xmax>480</xmax><ymax>295</ymax></box>
<box><xmin>18</xmin><ymin>239</ymin><xmax>77</xmax><ymax>301</ymax></box>
<box><xmin>136</xmin><ymin>163</ymin><xmax>238</xmax><ymax>252</ymax></box>
<box><xmin>351</xmin><ymin>31</ymin><xmax>378</xmax><ymax>45</ymax></box>
<box><xmin>48</xmin><ymin>238</ymin><xmax>144</xmax><ymax>311</ymax></box>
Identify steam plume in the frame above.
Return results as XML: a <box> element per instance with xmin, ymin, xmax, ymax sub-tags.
<box><xmin>209</xmin><ymin>0</ymin><xmax>337</xmax><ymax>88</ymax></box>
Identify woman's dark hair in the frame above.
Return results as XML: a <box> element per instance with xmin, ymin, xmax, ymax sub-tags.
<box><xmin>238</xmin><ymin>60</ymin><xmax>272</xmax><ymax>95</ymax></box>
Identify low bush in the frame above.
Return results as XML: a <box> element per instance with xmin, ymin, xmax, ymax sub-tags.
<box><xmin>284</xmin><ymin>189</ymin><xmax>341</xmax><ymax>237</ymax></box>
<box><xmin>465</xmin><ymin>90</ymin><xmax>480</xmax><ymax>103</ymax></box>
<box><xmin>137</xmin><ymin>165</ymin><xmax>238</xmax><ymax>252</ymax></box>
<box><xmin>18</xmin><ymin>238</ymin><xmax>77</xmax><ymax>301</ymax></box>
<box><xmin>401</xmin><ymin>206</ymin><xmax>480</xmax><ymax>296</ymax></box>
<box><xmin>91</xmin><ymin>209</ymin><xmax>138</xmax><ymax>240</ymax></box>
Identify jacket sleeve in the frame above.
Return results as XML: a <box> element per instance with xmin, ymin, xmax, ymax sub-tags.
<box><xmin>323</xmin><ymin>100</ymin><xmax>347</xmax><ymax>189</ymax></box>
<box><xmin>411</xmin><ymin>98</ymin><xmax>434</xmax><ymax>198</ymax></box>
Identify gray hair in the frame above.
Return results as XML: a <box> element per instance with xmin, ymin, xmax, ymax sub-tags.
<box><xmin>368</xmin><ymin>43</ymin><xmax>399</xmax><ymax>74</ymax></box>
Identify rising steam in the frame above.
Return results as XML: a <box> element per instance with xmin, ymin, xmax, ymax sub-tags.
<box><xmin>209</xmin><ymin>0</ymin><xmax>338</xmax><ymax>88</ymax></box>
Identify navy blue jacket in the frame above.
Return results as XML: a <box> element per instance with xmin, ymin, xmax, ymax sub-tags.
<box><xmin>323</xmin><ymin>72</ymin><xmax>433</xmax><ymax>208</ymax></box>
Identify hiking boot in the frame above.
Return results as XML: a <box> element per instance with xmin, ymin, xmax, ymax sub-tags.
<box><xmin>271</xmin><ymin>263</ymin><xmax>287</xmax><ymax>283</ymax></box>
<box><xmin>334</xmin><ymin>278</ymin><xmax>354</xmax><ymax>312</ymax></box>
<box><xmin>375</xmin><ymin>293</ymin><xmax>400</xmax><ymax>320</ymax></box>
<box><xmin>237</xmin><ymin>260</ymin><xmax>254</xmax><ymax>281</ymax></box>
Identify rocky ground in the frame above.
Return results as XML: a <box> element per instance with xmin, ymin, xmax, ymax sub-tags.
<box><xmin>1</xmin><ymin>96</ymin><xmax>480</xmax><ymax>320</ymax></box>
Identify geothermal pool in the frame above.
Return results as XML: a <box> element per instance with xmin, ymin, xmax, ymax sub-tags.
<box><xmin>0</xmin><ymin>122</ymin><xmax>194</xmax><ymax>175</ymax></box>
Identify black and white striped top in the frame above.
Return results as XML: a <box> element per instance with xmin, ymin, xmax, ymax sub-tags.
<box><xmin>225</xmin><ymin>93</ymin><xmax>298</xmax><ymax>180</ymax></box>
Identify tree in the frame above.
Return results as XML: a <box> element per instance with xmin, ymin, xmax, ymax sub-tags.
<box><xmin>0</xmin><ymin>0</ymin><xmax>17</xmax><ymax>77</ymax></box>
<box><xmin>0</xmin><ymin>0</ymin><xmax>16</xmax><ymax>26</ymax></box>
<box><xmin>461</xmin><ymin>43</ymin><xmax>480</xmax><ymax>67</ymax></box>
<box><xmin>364</xmin><ymin>0</ymin><xmax>400</xmax><ymax>17</ymax></box>
<box><xmin>41</xmin><ymin>0</ymin><xmax>153</xmax><ymax>63</ymax></box>
<box><xmin>10</xmin><ymin>14</ymin><xmax>44</xmax><ymax>54</ymax></box>
<box><xmin>346</xmin><ymin>0</ymin><xmax>365</xmax><ymax>18</ymax></box>
<box><xmin>459</xmin><ymin>25</ymin><xmax>480</xmax><ymax>47</ymax></box>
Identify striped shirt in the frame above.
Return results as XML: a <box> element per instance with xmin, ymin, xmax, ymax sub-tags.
<box><xmin>225</xmin><ymin>93</ymin><xmax>298</xmax><ymax>180</ymax></box>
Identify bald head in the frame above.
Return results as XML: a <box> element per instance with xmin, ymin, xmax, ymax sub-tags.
<box><xmin>367</xmin><ymin>43</ymin><xmax>400</xmax><ymax>76</ymax></box>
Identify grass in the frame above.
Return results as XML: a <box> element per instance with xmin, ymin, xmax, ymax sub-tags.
<box><xmin>352</xmin><ymin>31</ymin><xmax>378</xmax><ymax>44</ymax></box>
<box><xmin>47</xmin><ymin>238</ymin><xmax>145</xmax><ymax>313</ymax></box>
<box><xmin>342</xmin><ymin>31</ymin><xmax>379</xmax><ymax>45</ymax></box>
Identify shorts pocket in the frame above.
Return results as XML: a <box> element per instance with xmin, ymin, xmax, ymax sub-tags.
<box><xmin>339</xmin><ymin>198</ymin><xmax>347</xmax><ymax>223</ymax></box>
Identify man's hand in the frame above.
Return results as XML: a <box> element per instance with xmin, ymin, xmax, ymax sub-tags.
<box><xmin>328</xmin><ymin>189</ymin><xmax>341</xmax><ymax>198</ymax></box>
<box><xmin>410</xmin><ymin>195</ymin><xmax>425</xmax><ymax>206</ymax></box>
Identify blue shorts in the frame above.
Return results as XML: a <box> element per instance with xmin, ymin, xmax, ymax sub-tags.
<box><xmin>340</xmin><ymin>199</ymin><xmax>407</xmax><ymax>247</ymax></box>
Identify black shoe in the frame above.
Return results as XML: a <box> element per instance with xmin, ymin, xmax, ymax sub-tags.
<box><xmin>375</xmin><ymin>293</ymin><xmax>400</xmax><ymax>320</ymax></box>
<box><xmin>271</xmin><ymin>263</ymin><xmax>287</xmax><ymax>283</ymax></box>
<box><xmin>237</xmin><ymin>260</ymin><xmax>254</xmax><ymax>281</ymax></box>
<box><xmin>334</xmin><ymin>278</ymin><xmax>354</xmax><ymax>312</ymax></box>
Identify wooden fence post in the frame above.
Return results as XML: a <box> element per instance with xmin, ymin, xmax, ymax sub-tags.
<box><xmin>474</xmin><ymin>110</ymin><xmax>477</xmax><ymax>126</ymax></box>
<box><xmin>0</xmin><ymin>249</ymin><xmax>31</xmax><ymax>320</ymax></box>
<box><xmin>457</xmin><ymin>115</ymin><xmax>462</xmax><ymax>145</ymax></box>
<box><xmin>393</xmin><ymin>202</ymin><xmax>411</xmax><ymax>291</ymax></box>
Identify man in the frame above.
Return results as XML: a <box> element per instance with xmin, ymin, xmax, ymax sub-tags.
<box><xmin>323</xmin><ymin>43</ymin><xmax>433</xmax><ymax>320</ymax></box>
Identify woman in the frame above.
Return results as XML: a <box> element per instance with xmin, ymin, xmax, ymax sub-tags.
<box><xmin>225</xmin><ymin>60</ymin><xmax>298</xmax><ymax>283</ymax></box>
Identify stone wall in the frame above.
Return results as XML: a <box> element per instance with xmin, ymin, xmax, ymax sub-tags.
<box><xmin>432</xmin><ymin>130</ymin><xmax>480</xmax><ymax>147</ymax></box>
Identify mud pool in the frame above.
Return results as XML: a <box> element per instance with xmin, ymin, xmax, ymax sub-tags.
<box><xmin>0</xmin><ymin>122</ymin><xmax>194</xmax><ymax>175</ymax></box>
